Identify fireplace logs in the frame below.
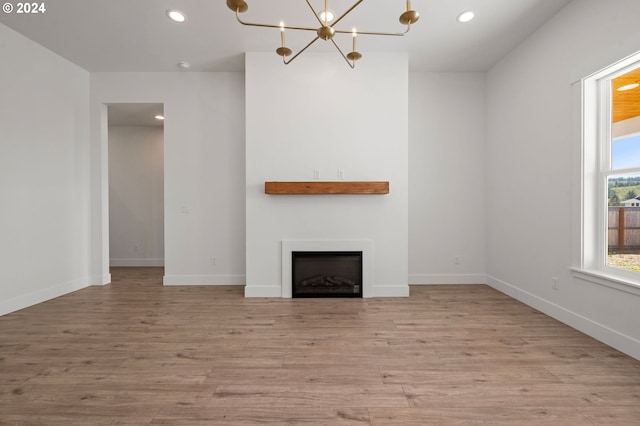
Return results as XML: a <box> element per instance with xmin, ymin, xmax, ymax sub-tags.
<box><xmin>300</xmin><ymin>275</ymin><xmax>357</xmax><ymax>288</ymax></box>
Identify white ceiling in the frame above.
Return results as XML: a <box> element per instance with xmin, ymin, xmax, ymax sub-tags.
<box><xmin>0</xmin><ymin>0</ymin><xmax>572</xmax><ymax>73</ymax></box>
<box><xmin>1</xmin><ymin>1</ymin><xmax>571</xmax><ymax>127</ymax></box>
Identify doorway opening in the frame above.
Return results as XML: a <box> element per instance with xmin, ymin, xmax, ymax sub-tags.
<box><xmin>107</xmin><ymin>103</ymin><xmax>165</xmax><ymax>269</ymax></box>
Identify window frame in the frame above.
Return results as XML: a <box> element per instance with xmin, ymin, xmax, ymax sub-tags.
<box><xmin>575</xmin><ymin>52</ymin><xmax>640</xmax><ymax>295</ymax></box>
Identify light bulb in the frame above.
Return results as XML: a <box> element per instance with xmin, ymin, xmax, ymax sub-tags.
<box><xmin>319</xmin><ymin>10</ymin><xmax>334</xmax><ymax>22</ymax></box>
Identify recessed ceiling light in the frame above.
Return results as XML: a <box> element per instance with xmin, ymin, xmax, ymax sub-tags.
<box><xmin>166</xmin><ymin>9</ymin><xmax>187</xmax><ymax>23</ymax></box>
<box><xmin>457</xmin><ymin>11</ymin><xmax>475</xmax><ymax>23</ymax></box>
<box><xmin>618</xmin><ymin>82</ymin><xmax>640</xmax><ymax>92</ymax></box>
<box><xmin>319</xmin><ymin>10</ymin><xmax>335</xmax><ymax>22</ymax></box>
<box><xmin>155</xmin><ymin>115</ymin><xmax>165</xmax><ymax>120</ymax></box>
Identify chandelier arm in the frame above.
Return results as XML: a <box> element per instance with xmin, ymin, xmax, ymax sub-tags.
<box><xmin>334</xmin><ymin>26</ymin><xmax>411</xmax><ymax>37</ymax></box>
<box><xmin>331</xmin><ymin>0</ymin><xmax>365</xmax><ymax>28</ymax></box>
<box><xmin>330</xmin><ymin>38</ymin><xmax>356</xmax><ymax>69</ymax></box>
<box><xmin>235</xmin><ymin>8</ymin><xmax>317</xmax><ymax>32</ymax></box>
<box><xmin>283</xmin><ymin>36</ymin><xmax>321</xmax><ymax>65</ymax></box>
<box><xmin>304</xmin><ymin>0</ymin><xmax>324</xmax><ymax>27</ymax></box>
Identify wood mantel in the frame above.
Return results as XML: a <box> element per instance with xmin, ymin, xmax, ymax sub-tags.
<box><xmin>265</xmin><ymin>181</ymin><xmax>389</xmax><ymax>195</ymax></box>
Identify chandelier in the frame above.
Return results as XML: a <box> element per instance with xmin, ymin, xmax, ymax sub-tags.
<box><xmin>226</xmin><ymin>0</ymin><xmax>420</xmax><ymax>69</ymax></box>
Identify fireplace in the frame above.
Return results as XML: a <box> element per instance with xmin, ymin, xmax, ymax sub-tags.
<box><xmin>292</xmin><ymin>251</ymin><xmax>363</xmax><ymax>298</ymax></box>
<box><xmin>281</xmin><ymin>239</ymin><xmax>373</xmax><ymax>298</ymax></box>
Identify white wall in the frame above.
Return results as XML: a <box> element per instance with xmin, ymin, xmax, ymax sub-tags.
<box><xmin>108</xmin><ymin>126</ymin><xmax>164</xmax><ymax>266</ymax></box>
<box><xmin>245</xmin><ymin>53</ymin><xmax>409</xmax><ymax>297</ymax></box>
<box><xmin>0</xmin><ymin>23</ymin><xmax>90</xmax><ymax>315</ymax></box>
<box><xmin>409</xmin><ymin>73</ymin><xmax>486</xmax><ymax>284</ymax></box>
<box><xmin>486</xmin><ymin>0</ymin><xmax>640</xmax><ymax>359</ymax></box>
<box><xmin>91</xmin><ymin>72</ymin><xmax>245</xmax><ymax>285</ymax></box>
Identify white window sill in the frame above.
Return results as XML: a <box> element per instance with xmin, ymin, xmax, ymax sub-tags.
<box><xmin>571</xmin><ymin>267</ymin><xmax>640</xmax><ymax>296</ymax></box>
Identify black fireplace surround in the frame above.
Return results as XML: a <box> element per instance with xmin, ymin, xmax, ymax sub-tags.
<box><xmin>292</xmin><ymin>251</ymin><xmax>363</xmax><ymax>298</ymax></box>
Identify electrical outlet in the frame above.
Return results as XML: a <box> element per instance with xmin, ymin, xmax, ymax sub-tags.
<box><xmin>211</xmin><ymin>257</ymin><xmax>217</xmax><ymax>266</ymax></box>
<box><xmin>337</xmin><ymin>169</ymin><xmax>344</xmax><ymax>180</ymax></box>
<box><xmin>453</xmin><ymin>256</ymin><xmax>460</xmax><ymax>265</ymax></box>
<box><xmin>133</xmin><ymin>244</ymin><xmax>139</xmax><ymax>252</ymax></box>
<box><xmin>552</xmin><ymin>277</ymin><xmax>559</xmax><ymax>291</ymax></box>
<box><xmin>313</xmin><ymin>169</ymin><xmax>320</xmax><ymax>179</ymax></box>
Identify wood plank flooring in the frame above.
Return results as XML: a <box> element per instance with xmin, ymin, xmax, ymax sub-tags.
<box><xmin>1</xmin><ymin>267</ymin><xmax>639</xmax><ymax>425</ymax></box>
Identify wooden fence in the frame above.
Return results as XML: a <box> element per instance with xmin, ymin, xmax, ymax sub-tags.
<box><xmin>608</xmin><ymin>207</ymin><xmax>640</xmax><ymax>250</ymax></box>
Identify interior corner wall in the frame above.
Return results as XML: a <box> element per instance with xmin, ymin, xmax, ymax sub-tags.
<box><xmin>244</xmin><ymin>53</ymin><xmax>409</xmax><ymax>297</ymax></box>
<box><xmin>0</xmin><ymin>23</ymin><xmax>90</xmax><ymax>315</ymax></box>
<box><xmin>485</xmin><ymin>0</ymin><xmax>640</xmax><ymax>359</ymax></box>
<box><xmin>108</xmin><ymin>126</ymin><xmax>165</xmax><ymax>267</ymax></box>
<box><xmin>408</xmin><ymin>72</ymin><xmax>486</xmax><ymax>284</ymax></box>
<box><xmin>91</xmin><ymin>72</ymin><xmax>246</xmax><ymax>286</ymax></box>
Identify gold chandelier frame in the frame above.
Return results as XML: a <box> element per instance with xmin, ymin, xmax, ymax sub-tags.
<box><xmin>226</xmin><ymin>0</ymin><xmax>419</xmax><ymax>68</ymax></box>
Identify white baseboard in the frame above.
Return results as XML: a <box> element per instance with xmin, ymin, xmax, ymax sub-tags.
<box><xmin>244</xmin><ymin>285</ymin><xmax>281</xmax><ymax>298</ymax></box>
<box><xmin>409</xmin><ymin>274</ymin><xmax>487</xmax><ymax>285</ymax></box>
<box><xmin>372</xmin><ymin>285</ymin><xmax>410</xmax><ymax>297</ymax></box>
<box><xmin>0</xmin><ymin>277</ymin><xmax>88</xmax><ymax>316</ymax></box>
<box><xmin>163</xmin><ymin>274</ymin><xmax>245</xmax><ymax>286</ymax></box>
<box><xmin>91</xmin><ymin>273</ymin><xmax>111</xmax><ymax>286</ymax></box>
<box><xmin>110</xmin><ymin>258</ymin><xmax>164</xmax><ymax>267</ymax></box>
<box><xmin>487</xmin><ymin>275</ymin><xmax>640</xmax><ymax>361</ymax></box>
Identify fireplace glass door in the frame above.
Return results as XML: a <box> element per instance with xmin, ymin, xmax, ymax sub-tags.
<box><xmin>292</xmin><ymin>251</ymin><xmax>363</xmax><ymax>298</ymax></box>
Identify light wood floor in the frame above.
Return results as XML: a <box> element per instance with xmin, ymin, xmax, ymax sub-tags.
<box><xmin>1</xmin><ymin>268</ymin><xmax>640</xmax><ymax>425</ymax></box>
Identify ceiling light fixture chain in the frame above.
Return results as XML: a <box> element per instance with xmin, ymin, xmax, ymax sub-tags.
<box><xmin>226</xmin><ymin>0</ymin><xmax>419</xmax><ymax>69</ymax></box>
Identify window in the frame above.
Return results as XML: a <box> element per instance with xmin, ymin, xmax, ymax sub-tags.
<box><xmin>579</xmin><ymin>52</ymin><xmax>640</xmax><ymax>289</ymax></box>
